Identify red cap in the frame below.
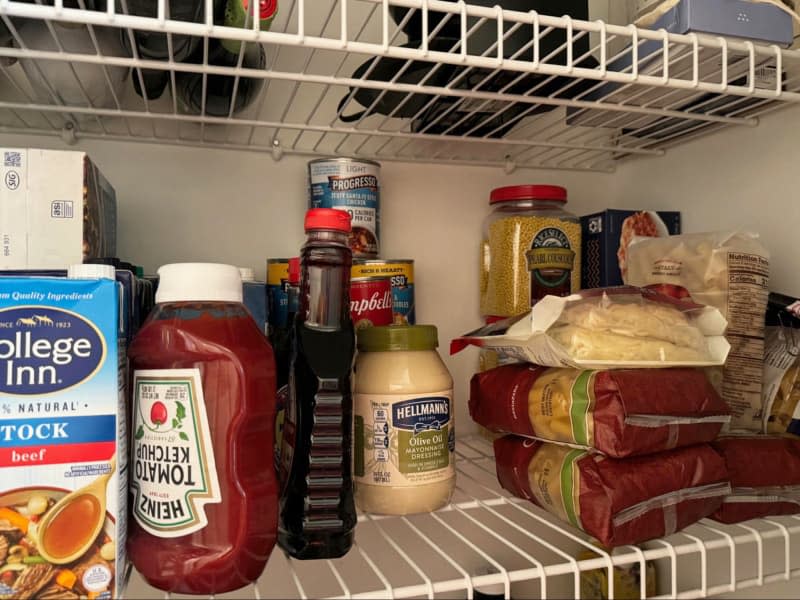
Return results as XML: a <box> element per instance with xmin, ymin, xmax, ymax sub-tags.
<box><xmin>259</xmin><ymin>0</ymin><xmax>279</xmax><ymax>19</ymax></box>
<box><xmin>490</xmin><ymin>185</ymin><xmax>567</xmax><ymax>204</ymax></box>
<box><xmin>288</xmin><ymin>257</ymin><xmax>300</xmax><ymax>284</ymax></box>
<box><xmin>304</xmin><ymin>208</ymin><xmax>352</xmax><ymax>233</ymax></box>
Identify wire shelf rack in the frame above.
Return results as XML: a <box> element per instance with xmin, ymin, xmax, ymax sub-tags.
<box><xmin>123</xmin><ymin>436</ymin><xmax>800</xmax><ymax>600</ymax></box>
<box><xmin>0</xmin><ymin>0</ymin><xmax>799</xmax><ymax>172</ymax></box>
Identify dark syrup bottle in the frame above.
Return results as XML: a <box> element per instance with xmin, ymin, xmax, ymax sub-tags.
<box><xmin>278</xmin><ymin>208</ymin><xmax>356</xmax><ymax>559</ymax></box>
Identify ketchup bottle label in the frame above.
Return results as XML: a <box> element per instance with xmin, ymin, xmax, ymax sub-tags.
<box><xmin>131</xmin><ymin>369</ymin><xmax>221</xmax><ymax>537</ymax></box>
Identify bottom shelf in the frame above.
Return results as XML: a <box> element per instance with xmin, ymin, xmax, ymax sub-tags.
<box><xmin>125</xmin><ymin>437</ymin><xmax>800</xmax><ymax>599</ymax></box>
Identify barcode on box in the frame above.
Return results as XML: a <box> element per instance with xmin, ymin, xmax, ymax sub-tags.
<box><xmin>51</xmin><ymin>201</ymin><xmax>74</xmax><ymax>219</ymax></box>
<box><xmin>3</xmin><ymin>152</ymin><xmax>21</xmax><ymax>167</ymax></box>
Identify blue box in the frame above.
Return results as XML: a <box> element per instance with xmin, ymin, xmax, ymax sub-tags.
<box><xmin>653</xmin><ymin>0</ymin><xmax>793</xmax><ymax>45</ymax></box>
<box><xmin>581</xmin><ymin>210</ymin><xmax>681</xmax><ymax>288</ymax></box>
<box><xmin>243</xmin><ymin>281</ymin><xmax>268</xmax><ymax>336</ymax></box>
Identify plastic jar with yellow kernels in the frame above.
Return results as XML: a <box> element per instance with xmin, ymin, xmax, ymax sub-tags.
<box><xmin>480</xmin><ymin>185</ymin><xmax>581</xmax><ymax>318</ymax></box>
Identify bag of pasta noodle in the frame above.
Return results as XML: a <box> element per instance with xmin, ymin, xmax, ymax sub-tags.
<box><xmin>711</xmin><ymin>436</ymin><xmax>800</xmax><ymax>524</ymax></box>
<box><xmin>471</xmin><ymin>364</ymin><xmax>730</xmax><ymax>458</ymax></box>
<box><xmin>494</xmin><ymin>436</ymin><xmax>730</xmax><ymax>548</ymax></box>
<box><xmin>625</xmin><ymin>232</ymin><xmax>770</xmax><ymax>431</ymax></box>
<box><xmin>452</xmin><ymin>286</ymin><xmax>730</xmax><ymax>369</ymax></box>
<box><xmin>763</xmin><ymin>292</ymin><xmax>800</xmax><ymax>435</ymax></box>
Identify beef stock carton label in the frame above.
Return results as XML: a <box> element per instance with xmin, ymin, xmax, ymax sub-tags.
<box><xmin>0</xmin><ymin>277</ymin><xmax>125</xmax><ymax>599</ymax></box>
<box><xmin>0</xmin><ymin>148</ymin><xmax>118</xmax><ymax>269</ymax></box>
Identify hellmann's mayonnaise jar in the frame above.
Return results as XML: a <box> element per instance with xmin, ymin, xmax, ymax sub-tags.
<box><xmin>353</xmin><ymin>325</ymin><xmax>455</xmax><ymax>515</ymax></box>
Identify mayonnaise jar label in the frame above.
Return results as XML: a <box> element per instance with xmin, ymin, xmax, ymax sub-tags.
<box><xmin>354</xmin><ymin>391</ymin><xmax>455</xmax><ymax>487</ymax></box>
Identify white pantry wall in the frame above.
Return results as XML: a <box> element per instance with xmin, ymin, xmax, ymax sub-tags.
<box><xmin>615</xmin><ymin>104</ymin><xmax>800</xmax><ymax>299</ymax></box>
<box><xmin>0</xmin><ymin>131</ymin><xmax>617</xmax><ymax>434</ymax></box>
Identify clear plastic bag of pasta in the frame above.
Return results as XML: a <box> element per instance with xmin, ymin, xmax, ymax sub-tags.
<box><xmin>480</xmin><ymin>185</ymin><xmax>581</xmax><ymax>318</ymax></box>
<box><xmin>453</xmin><ymin>286</ymin><xmax>730</xmax><ymax>368</ymax></box>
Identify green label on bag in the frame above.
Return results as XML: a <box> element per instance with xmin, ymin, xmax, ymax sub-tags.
<box><xmin>530</xmin><ymin>369</ymin><xmax>596</xmax><ymax>447</ymax></box>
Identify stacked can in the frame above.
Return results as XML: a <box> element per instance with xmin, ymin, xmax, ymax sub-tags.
<box><xmin>308</xmin><ymin>158</ymin><xmax>381</xmax><ymax>258</ymax></box>
<box><xmin>352</xmin><ymin>260</ymin><xmax>415</xmax><ymax>326</ymax></box>
<box><xmin>307</xmin><ymin>158</ymin><xmax>416</xmax><ymax>327</ymax></box>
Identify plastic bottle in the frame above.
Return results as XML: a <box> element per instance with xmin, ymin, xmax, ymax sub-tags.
<box><xmin>177</xmin><ymin>37</ymin><xmax>266</xmax><ymax>116</ymax></box>
<box><xmin>278</xmin><ymin>209</ymin><xmax>357</xmax><ymax>560</ymax></box>
<box><xmin>127</xmin><ymin>263</ymin><xmax>277</xmax><ymax>594</ymax></box>
<box><xmin>480</xmin><ymin>185</ymin><xmax>581</xmax><ymax>318</ymax></box>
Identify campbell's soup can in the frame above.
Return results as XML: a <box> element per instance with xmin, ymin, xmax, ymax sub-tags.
<box><xmin>352</xmin><ymin>259</ymin><xmax>415</xmax><ymax>325</ymax></box>
<box><xmin>308</xmin><ymin>158</ymin><xmax>380</xmax><ymax>258</ymax></box>
<box><xmin>267</xmin><ymin>258</ymin><xmax>289</xmax><ymax>333</ymax></box>
<box><xmin>350</xmin><ymin>276</ymin><xmax>393</xmax><ymax>329</ymax></box>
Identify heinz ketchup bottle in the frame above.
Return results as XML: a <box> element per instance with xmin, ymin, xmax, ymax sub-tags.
<box><xmin>278</xmin><ymin>209</ymin><xmax>357</xmax><ymax>559</ymax></box>
<box><xmin>127</xmin><ymin>263</ymin><xmax>277</xmax><ymax>594</ymax></box>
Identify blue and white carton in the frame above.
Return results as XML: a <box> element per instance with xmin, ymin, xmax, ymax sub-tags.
<box><xmin>0</xmin><ymin>275</ymin><xmax>124</xmax><ymax>599</ymax></box>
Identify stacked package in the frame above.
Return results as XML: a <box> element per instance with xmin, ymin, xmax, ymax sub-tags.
<box><xmin>455</xmin><ymin>287</ymin><xmax>738</xmax><ymax>547</ymax></box>
<box><xmin>457</xmin><ymin>285</ymin><xmax>800</xmax><ymax>544</ymax></box>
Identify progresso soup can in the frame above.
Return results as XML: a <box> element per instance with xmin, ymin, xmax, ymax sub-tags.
<box><xmin>352</xmin><ymin>259</ymin><xmax>415</xmax><ymax>325</ymax></box>
<box><xmin>308</xmin><ymin>158</ymin><xmax>380</xmax><ymax>258</ymax></box>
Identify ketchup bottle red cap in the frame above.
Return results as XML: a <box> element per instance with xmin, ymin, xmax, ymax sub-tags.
<box><xmin>288</xmin><ymin>257</ymin><xmax>300</xmax><ymax>284</ymax></box>
<box><xmin>305</xmin><ymin>208</ymin><xmax>352</xmax><ymax>233</ymax></box>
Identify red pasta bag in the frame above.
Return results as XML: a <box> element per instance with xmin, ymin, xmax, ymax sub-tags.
<box><xmin>711</xmin><ymin>436</ymin><xmax>800</xmax><ymax>524</ymax></box>
<box><xmin>471</xmin><ymin>365</ymin><xmax>729</xmax><ymax>457</ymax></box>
<box><xmin>494</xmin><ymin>435</ymin><xmax>730</xmax><ymax>548</ymax></box>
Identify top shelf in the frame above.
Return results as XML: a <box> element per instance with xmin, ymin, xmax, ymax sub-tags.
<box><xmin>1</xmin><ymin>0</ymin><xmax>799</xmax><ymax>172</ymax></box>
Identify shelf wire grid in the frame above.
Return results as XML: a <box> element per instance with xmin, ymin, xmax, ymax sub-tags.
<box><xmin>124</xmin><ymin>436</ymin><xmax>800</xmax><ymax>600</ymax></box>
<box><xmin>0</xmin><ymin>0</ymin><xmax>799</xmax><ymax>171</ymax></box>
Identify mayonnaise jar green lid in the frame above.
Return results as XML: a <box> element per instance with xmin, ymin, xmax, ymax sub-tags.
<box><xmin>353</xmin><ymin>325</ymin><xmax>455</xmax><ymax>515</ymax></box>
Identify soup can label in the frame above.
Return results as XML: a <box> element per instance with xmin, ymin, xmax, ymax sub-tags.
<box><xmin>352</xmin><ymin>260</ymin><xmax>415</xmax><ymax>324</ymax></box>
<box><xmin>267</xmin><ymin>259</ymin><xmax>289</xmax><ymax>330</ymax></box>
<box><xmin>309</xmin><ymin>158</ymin><xmax>380</xmax><ymax>258</ymax></box>
<box><xmin>131</xmin><ymin>369</ymin><xmax>221</xmax><ymax>538</ymax></box>
<box><xmin>350</xmin><ymin>277</ymin><xmax>393</xmax><ymax>329</ymax></box>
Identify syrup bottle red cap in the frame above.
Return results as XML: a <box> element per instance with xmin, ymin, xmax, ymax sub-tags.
<box><xmin>288</xmin><ymin>257</ymin><xmax>300</xmax><ymax>284</ymax></box>
<box><xmin>305</xmin><ymin>208</ymin><xmax>352</xmax><ymax>233</ymax></box>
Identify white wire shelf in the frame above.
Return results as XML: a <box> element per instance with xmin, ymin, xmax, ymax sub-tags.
<box><xmin>1</xmin><ymin>1</ymin><xmax>799</xmax><ymax>172</ymax></box>
<box><xmin>123</xmin><ymin>436</ymin><xmax>800</xmax><ymax>600</ymax></box>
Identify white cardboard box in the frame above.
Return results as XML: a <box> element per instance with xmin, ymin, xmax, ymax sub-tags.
<box><xmin>0</xmin><ymin>148</ymin><xmax>117</xmax><ymax>269</ymax></box>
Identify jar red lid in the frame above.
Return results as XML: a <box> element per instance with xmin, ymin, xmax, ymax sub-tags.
<box><xmin>489</xmin><ymin>185</ymin><xmax>567</xmax><ymax>204</ymax></box>
<box><xmin>305</xmin><ymin>208</ymin><xmax>352</xmax><ymax>232</ymax></box>
<box><xmin>288</xmin><ymin>257</ymin><xmax>300</xmax><ymax>284</ymax></box>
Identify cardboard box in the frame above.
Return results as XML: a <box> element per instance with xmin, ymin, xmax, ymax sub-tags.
<box><xmin>581</xmin><ymin>210</ymin><xmax>681</xmax><ymax>288</ymax></box>
<box><xmin>0</xmin><ymin>275</ymin><xmax>125</xmax><ymax>598</ymax></box>
<box><xmin>0</xmin><ymin>148</ymin><xmax>117</xmax><ymax>269</ymax></box>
